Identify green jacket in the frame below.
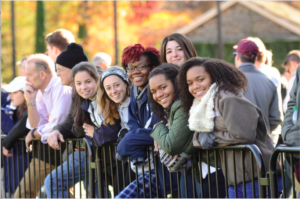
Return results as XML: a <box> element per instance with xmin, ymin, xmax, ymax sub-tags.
<box><xmin>282</xmin><ymin>65</ymin><xmax>300</xmax><ymax>146</ymax></box>
<box><xmin>150</xmin><ymin>100</ymin><xmax>196</xmax><ymax>156</ymax></box>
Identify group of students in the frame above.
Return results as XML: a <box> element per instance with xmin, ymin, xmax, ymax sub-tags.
<box><xmin>1</xmin><ymin>31</ymin><xmax>292</xmax><ymax>198</ymax></box>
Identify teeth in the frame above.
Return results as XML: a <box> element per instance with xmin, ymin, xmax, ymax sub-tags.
<box><xmin>113</xmin><ymin>94</ymin><xmax>120</xmax><ymax>98</ymax></box>
<box><xmin>160</xmin><ymin>98</ymin><xmax>167</xmax><ymax>103</ymax></box>
<box><xmin>134</xmin><ymin>77</ymin><xmax>142</xmax><ymax>81</ymax></box>
<box><xmin>196</xmin><ymin>90</ymin><xmax>204</xmax><ymax>95</ymax></box>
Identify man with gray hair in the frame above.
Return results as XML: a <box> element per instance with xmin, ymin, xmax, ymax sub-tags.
<box><xmin>14</xmin><ymin>54</ymin><xmax>72</xmax><ymax>198</ymax></box>
<box><xmin>92</xmin><ymin>52</ymin><xmax>112</xmax><ymax>70</ymax></box>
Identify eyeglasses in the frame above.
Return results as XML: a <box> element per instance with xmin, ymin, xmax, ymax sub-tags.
<box><xmin>56</xmin><ymin>68</ymin><xmax>66</xmax><ymax>73</ymax></box>
<box><xmin>126</xmin><ymin>64</ymin><xmax>152</xmax><ymax>74</ymax></box>
<box><xmin>233</xmin><ymin>52</ymin><xmax>237</xmax><ymax>59</ymax></box>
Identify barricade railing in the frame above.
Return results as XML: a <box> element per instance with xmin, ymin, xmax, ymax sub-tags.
<box><xmin>2</xmin><ymin>135</ymin><xmax>299</xmax><ymax>198</ymax></box>
<box><xmin>269</xmin><ymin>145</ymin><xmax>300</xmax><ymax>198</ymax></box>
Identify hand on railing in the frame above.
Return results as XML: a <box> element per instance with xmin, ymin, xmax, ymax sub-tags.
<box><xmin>2</xmin><ymin>146</ymin><xmax>13</xmax><ymax>157</ymax></box>
<box><xmin>47</xmin><ymin>130</ymin><xmax>65</xmax><ymax>150</ymax></box>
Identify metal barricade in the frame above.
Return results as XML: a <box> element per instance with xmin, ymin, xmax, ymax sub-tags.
<box><xmin>269</xmin><ymin>145</ymin><xmax>300</xmax><ymax>198</ymax></box>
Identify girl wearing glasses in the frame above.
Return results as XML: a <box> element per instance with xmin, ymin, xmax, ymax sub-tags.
<box><xmin>115</xmin><ymin>44</ymin><xmax>177</xmax><ymax>198</ymax></box>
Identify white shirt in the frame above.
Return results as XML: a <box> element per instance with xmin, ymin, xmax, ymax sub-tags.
<box><xmin>26</xmin><ymin>76</ymin><xmax>72</xmax><ymax>143</ymax></box>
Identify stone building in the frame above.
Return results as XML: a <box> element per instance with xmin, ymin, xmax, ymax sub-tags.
<box><xmin>176</xmin><ymin>1</ymin><xmax>300</xmax><ymax>43</ymax></box>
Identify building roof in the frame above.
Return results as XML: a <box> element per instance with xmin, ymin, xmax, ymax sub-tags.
<box><xmin>176</xmin><ymin>1</ymin><xmax>300</xmax><ymax>36</ymax></box>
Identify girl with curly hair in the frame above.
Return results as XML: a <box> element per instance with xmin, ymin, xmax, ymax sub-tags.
<box><xmin>178</xmin><ymin>57</ymin><xmax>275</xmax><ymax>198</ymax></box>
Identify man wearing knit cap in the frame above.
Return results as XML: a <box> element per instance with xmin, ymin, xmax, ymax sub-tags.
<box><xmin>55</xmin><ymin>43</ymin><xmax>88</xmax><ymax>86</ymax></box>
<box><xmin>233</xmin><ymin>38</ymin><xmax>282</xmax><ymax>145</ymax></box>
<box><xmin>45</xmin><ymin>43</ymin><xmax>89</xmax><ymax>198</ymax></box>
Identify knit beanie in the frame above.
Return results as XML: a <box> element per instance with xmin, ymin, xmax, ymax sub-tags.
<box><xmin>56</xmin><ymin>43</ymin><xmax>88</xmax><ymax>69</ymax></box>
<box><xmin>100</xmin><ymin>67</ymin><xmax>129</xmax><ymax>88</ymax></box>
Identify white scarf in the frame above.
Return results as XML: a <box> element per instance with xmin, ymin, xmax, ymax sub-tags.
<box><xmin>188</xmin><ymin>83</ymin><xmax>218</xmax><ymax>132</ymax></box>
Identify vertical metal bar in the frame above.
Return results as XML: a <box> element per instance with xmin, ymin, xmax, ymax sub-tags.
<box><xmin>16</xmin><ymin>144</ymin><xmax>20</xmax><ymax>197</ymax></box>
<box><xmin>176</xmin><ymin>171</ymin><xmax>181</xmax><ymax>198</ymax></box>
<box><xmin>33</xmin><ymin>142</ymin><xmax>36</xmax><ymax>197</ymax></box>
<box><xmin>198</xmin><ymin>151</ymin><xmax>204</xmax><ymax>198</ymax></box>
<box><xmin>115</xmin><ymin>145</ymin><xmax>120</xmax><ymax>194</ymax></box>
<box><xmin>49</xmin><ymin>144</ymin><xmax>53</xmax><ymax>198</ymax></box>
<box><xmin>128</xmin><ymin>157</ymin><xmax>132</xmax><ymax>183</ymax></box>
<box><xmin>38</xmin><ymin>143</ymin><xmax>41</xmax><ymax>198</ymax></box>
<box><xmin>223</xmin><ymin>150</ymin><xmax>228</xmax><ymax>198</ymax></box>
<box><xmin>135</xmin><ymin>164</ymin><xmax>139</xmax><ymax>198</ymax></box>
<box><xmin>12</xmin><ymin>146</ymin><xmax>15</xmax><ymax>195</ymax></box>
<box><xmin>54</xmin><ymin>146</ymin><xmax>58</xmax><ymax>198</ymax></box>
<box><xmin>2</xmin><ymin>149</ymin><xmax>7</xmax><ymax>197</ymax></box>
<box><xmin>232</xmin><ymin>150</ymin><xmax>238</xmax><ymax>198</ymax></box>
<box><xmin>250</xmin><ymin>152</ymin><xmax>255</xmax><ymax>198</ymax></box>
<box><xmin>72</xmin><ymin>142</ymin><xmax>75</xmax><ymax>197</ymax></box>
<box><xmin>22</xmin><ymin>141</ymin><xmax>25</xmax><ymax>198</ymax></box>
<box><xmin>85</xmin><ymin>143</ymin><xmax>88</xmax><ymax>198</ymax></box>
<box><xmin>147</xmin><ymin>148</ymin><xmax>152</xmax><ymax>198</ymax></box>
<box><xmin>241</xmin><ymin>150</ymin><xmax>246</xmax><ymax>198</ymax></box>
<box><xmin>214</xmin><ymin>149</ymin><xmax>219</xmax><ymax>198</ymax></box>
<box><xmin>290</xmin><ymin>153</ymin><xmax>296</xmax><ymax>198</ymax></box>
<box><xmin>161</xmin><ymin>158</ymin><xmax>167</xmax><ymax>198</ymax></box>
<box><xmin>184</xmin><ymin>168</ymin><xmax>188</xmax><ymax>198</ymax></box>
<box><xmin>154</xmin><ymin>154</ymin><xmax>159</xmax><ymax>197</ymax></box>
<box><xmin>60</xmin><ymin>142</ymin><xmax>64</xmax><ymax>198</ymax></box>
<box><xmin>66</xmin><ymin>141</ymin><xmax>70</xmax><ymax>198</ymax></box>
<box><xmin>97</xmin><ymin>147</ymin><xmax>103</xmax><ymax>198</ymax></box>
<box><xmin>109</xmin><ymin>145</ymin><xmax>114</xmax><ymax>197</ymax></box>
<box><xmin>141</xmin><ymin>164</ymin><xmax>146</xmax><ymax>198</ymax></box>
<box><xmin>206</xmin><ymin>150</ymin><xmax>212</xmax><ymax>198</ymax></box>
<box><xmin>78</xmin><ymin>142</ymin><xmax>82</xmax><ymax>198</ymax></box>
<box><xmin>103</xmin><ymin>146</ymin><xmax>108</xmax><ymax>197</ymax></box>
<box><xmin>7</xmin><ymin>155</ymin><xmax>11</xmax><ymax>197</ymax></box>
<box><xmin>121</xmin><ymin>159</ymin><xmax>125</xmax><ymax>188</ymax></box>
<box><xmin>43</xmin><ymin>143</ymin><xmax>46</xmax><ymax>198</ymax></box>
<box><xmin>281</xmin><ymin>152</ymin><xmax>286</xmax><ymax>198</ymax></box>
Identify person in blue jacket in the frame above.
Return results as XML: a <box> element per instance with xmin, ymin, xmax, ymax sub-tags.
<box><xmin>115</xmin><ymin>44</ymin><xmax>177</xmax><ymax>198</ymax></box>
<box><xmin>1</xmin><ymin>76</ymin><xmax>32</xmax><ymax>198</ymax></box>
<box><xmin>44</xmin><ymin>62</ymin><xmax>121</xmax><ymax>198</ymax></box>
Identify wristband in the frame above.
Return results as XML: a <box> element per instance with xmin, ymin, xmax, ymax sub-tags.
<box><xmin>27</xmin><ymin>102</ymin><xmax>36</xmax><ymax>107</ymax></box>
<box><xmin>31</xmin><ymin>128</ymin><xmax>37</xmax><ymax>138</ymax></box>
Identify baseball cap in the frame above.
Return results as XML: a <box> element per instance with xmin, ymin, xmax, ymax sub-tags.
<box><xmin>2</xmin><ymin>76</ymin><xmax>26</xmax><ymax>93</ymax></box>
<box><xmin>233</xmin><ymin>39</ymin><xmax>259</xmax><ymax>58</ymax></box>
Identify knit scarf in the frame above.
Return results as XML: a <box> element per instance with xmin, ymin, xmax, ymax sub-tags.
<box><xmin>188</xmin><ymin>83</ymin><xmax>218</xmax><ymax>133</ymax></box>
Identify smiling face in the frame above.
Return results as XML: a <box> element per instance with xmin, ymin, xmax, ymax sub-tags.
<box><xmin>165</xmin><ymin>40</ymin><xmax>187</xmax><ymax>66</ymax></box>
<box><xmin>9</xmin><ymin>91</ymin><xmax>25</xmax><ymax>107</ymax></box>
<box><xmin>56</xmin><ymin>64</ymin><xmax>72</xmax><ymax>86</ymax></box>
<box><xmin>103</xmin><ymin>75</ymin><xmax>128</xmax><ymax>104</ymax></box>
<box><xmin>187</xmin><ymin>66</ymin><xmax>212</xmax><ymax>101</ymax></box>
<box><xmin>127</xmin><ymin>56</ymin><xmax>153</xmax><ymax>90</ymax></box>
<box><xmin>149</xmin><ymin>74</ymin><xmax>175</xmax><ymax>109</ymax></box>
<box><xmin>74</xmin><ymin>71</ymin><xmax>98</xmax><ymax>100</ymax></box>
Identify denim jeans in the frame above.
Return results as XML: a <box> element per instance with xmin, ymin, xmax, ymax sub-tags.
<box><xmin>228</xmin><ymin>177</ymin><xmax>283</xmax><ymax>198</ymax></box>
<box><xmin>44</xmin><ymin>151</ymin><xmax>88</xmax><ymax>198</ymax></box>
<box><xmin>180</xmin><ymin>172</ymin><xmax>200</xmax><ymax>198</ymax></box>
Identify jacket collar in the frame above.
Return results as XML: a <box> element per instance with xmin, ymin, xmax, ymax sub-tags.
<box><xmin>81</xmin><ymin>99</ymin><xmax>92</xmax><ymax>112</ymax></box>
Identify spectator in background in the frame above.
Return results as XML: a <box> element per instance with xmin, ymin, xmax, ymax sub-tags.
<box><xmin>45</xmin><ymin>29</ymin><xmax>75</xmax><ymax>62</ymax></box>
<box><xmin>92</xmin><ymin>52</ymin><xmax>112</xmax><ymax>70</ymax></box>
<box><xmin>17</xmin><ymin>56</ymin><xmax>29</xmax><ymax>76</ymax></box>
<box><xmin>282</xmin><ymin>50</ymin><xmax>300</xmax><ymax>113</ymax></box>
<box><xmin>14</xmin><ymin>54</ymin><xmax>72</xmax><ymax>198</ymax></box>
<box><xmin>1</xmin><ymin>76</ymin><xmax>31</xmax><ymax>198</ymax></box>
<box><xmin>233</xmin><ymin>38</ymin><xmax>282</xmax><ymax>145</ymax></box>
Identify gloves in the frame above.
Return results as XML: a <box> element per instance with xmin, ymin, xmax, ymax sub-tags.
<box><xmin>117</xmin><ymin>128</ymin><xmax>129</xmax><ymax>143</ymax></box>
<box><xmin>198</xmin><ymin>133</ymin><xmax>217</xmax><ymax>149</ymax></box>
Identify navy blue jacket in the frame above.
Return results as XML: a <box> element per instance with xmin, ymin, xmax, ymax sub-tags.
<box><xmin>117</xmin><ymin>85</ymin><xmax>160</xmax><ymax>161</ymax></box>
<box><xmin>81</xmin><ymin>99</ymin><xmax>121</xmax><ymax>147</ymax></box>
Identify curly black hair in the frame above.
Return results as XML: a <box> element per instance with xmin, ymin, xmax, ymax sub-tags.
<box><xmin>147</xmin><ymin>63</ymin><xmax>180</xmax><ymax>120</ymax></box>
<box><xmin>178</xmin><ymin>57</ymin><xmax>248</xmax><ymax>113</ymax></box>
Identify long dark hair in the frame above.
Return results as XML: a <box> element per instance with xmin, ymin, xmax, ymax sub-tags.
<box><xmin>160</xmin><ymin>33</ymin><xmax>197</xmax><ymax>64</ymax></box>
<box><xmin>178</xmin><ymin>57</ymin><xmax>248</xmax><ymax>113</ymax></box>
<box><xmin>17</xmin><ymin>92</ymin><xmax>27</xmax><ymax>120</ymax></box>
<box><xmin>72</xmin><ymin>62</ymin><xmax>99</xmax><ymax>127</ymax></box>
<box><xmin>147</xmin><ymin>63</ymin><xmax>180</xmax><ymax>120</ymax></box>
